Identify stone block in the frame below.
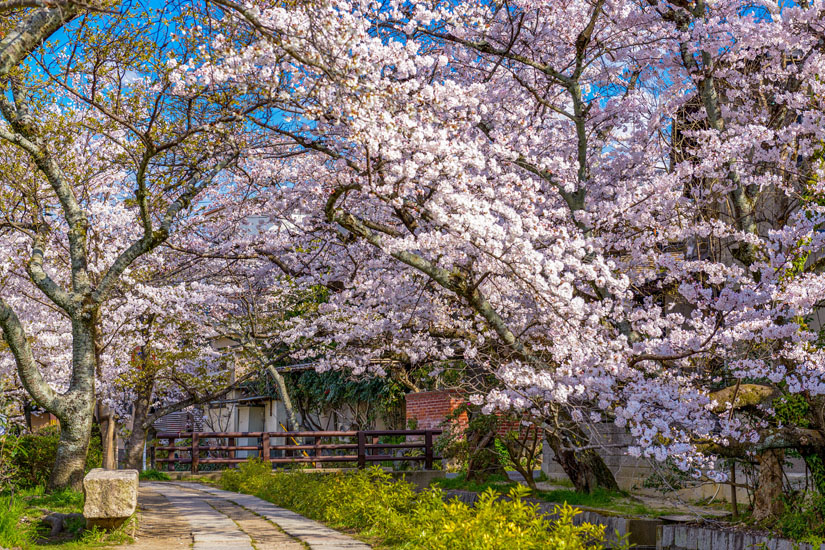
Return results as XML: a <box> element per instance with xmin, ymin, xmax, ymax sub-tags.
<box><xmin>674</xmin><ymin>525</ymin><xmax>688</xmax><ymax>549</ymax></box>
<box><xmin>83</xmin><ymin>468</ymin><xmax>139</xmax><ymax>529</ymax></box>
<box><xmin>660</xmin><ymin>525</ymin><xmax>674</xmax><ymax>549</ymax></box>
<box><xmin>711</xmin><ymin>529</ymin><xmax>729</xmax><ymax>550</ymax></box>
<box><xmin>627</xmin><ymin>518</ymin><xmax>661</xmax><ymax>548</ymax></box>
<box><xmin>389</xmin><ymin>470</ymin><xmax>446</xmax><ymax>489</ymax></box>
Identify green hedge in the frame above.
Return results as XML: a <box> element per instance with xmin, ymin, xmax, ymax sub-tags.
<box><xmin>220</xmin><ymin>461</ymin><xmax>619</xmax><ymax>549</ymax></box>
<box><xmin>0</xmin><ymin>426</ymin><xmax>102</xmax><ymax>489</ymax></box>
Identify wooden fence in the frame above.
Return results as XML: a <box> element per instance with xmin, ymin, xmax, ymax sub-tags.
<box><xmin>152</xmin><ymin>429</ymin><xmax>443</xmax><ymax>473</ymax></box>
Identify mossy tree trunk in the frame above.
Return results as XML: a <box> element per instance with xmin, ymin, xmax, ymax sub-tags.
<box><xmin>752</xmin><ymin>449</ymin><xmax>785</xmax><ymax>523</ymax></box>
<box><xmin>464</xmin><ymin>409</ymin><xmax>507</xmax><ymax>482</ymax></box>
<box><xmin>544</xmin><ymin>430</ymin><xmax>619</xmax><ymax>493</ymax></box>
<box><xmin>543</xmin><ymin>410</ymin><xmax>619</xmax><ymax>493</ymax></box>
<box><xmin>124</xmin><ymin>376</ymin><xmax>154</xmax><ymax>471</ymax></box>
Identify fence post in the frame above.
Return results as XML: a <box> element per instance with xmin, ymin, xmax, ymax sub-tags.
<box><xmin>357</xmin><ymin>431</ymin><xmax>366</xmax><ymax>469</ymax></box>
<box><xmin>424</xmin><ymin>430</ymin><xmax>434</xmax><ymax>470</ymax></box>
<box><xmin>315</xmin><ymin>436</ymin><xmax>321</xmax><ymax>468</ymax></box>
<box><xmin>228</xmin><ymin>436</ymin><xmax>235</xmax><ymax>463</ymax></box>
<box><xmin>262</xmin><ymin>432</ymin><xmax>271</xmax><ymax>466</ymax></box>
<box><xmin>168</xmin><ymin>437</ymin><xmax>175</xmax><ymax>472</ymax></box>
<box><xmin>191</xmin><ymin>433</ymin><xmax>199</xmax><ymax>474</ymax></box>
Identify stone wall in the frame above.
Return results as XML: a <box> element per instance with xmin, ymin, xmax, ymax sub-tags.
<box><xmin>541</xmin><ymin>423</ymin><xmax>806</xmax><ymax>502</ymax></box>
<box><xmin>541</xmin><ymin>422</ymin><xmax>657</xmax><ymax>491</ymax></box>
<box><xmin>660</xmin><ymin>524</ymin><xmax>824</xmax><ymax>550</ymax></box>
<box><xmin>443</xmin><ymin>489</ymin><xmax>819</xmax><ymax>550</ymax></box>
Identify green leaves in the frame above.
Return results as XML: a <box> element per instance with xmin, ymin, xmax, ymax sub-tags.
<box><xmin>220</xmin><ymin>462</ymin><xmax>610</xmax><ymax>549</ymax></box>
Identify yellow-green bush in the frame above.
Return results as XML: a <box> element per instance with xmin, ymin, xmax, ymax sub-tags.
<box><xmin>220</xmin><ymin>461</ymin><xmax>612</xmax><ymax>549</ymax></box>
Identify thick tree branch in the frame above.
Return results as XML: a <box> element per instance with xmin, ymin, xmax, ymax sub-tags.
<box><xmin>0</xmin><ymin>295</ymin><xmax>60</xmax><ymax>411</ymax></box>
<box><xmin>26</xmin><ymin>222</ymin><xmax>76</xmax><ymax>313</ymax></box>
<box><xmin>139</xmin><ymin>367</ymin><xmax>258</xmax><ymax>430</ymax></box>
<box><xmin>0</xmin><ymin>5</ymin><xmax>79</xmax><ymax>77</ymax></box>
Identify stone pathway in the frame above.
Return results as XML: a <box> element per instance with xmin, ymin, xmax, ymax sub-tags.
<box><xmin>107</xmin><ymin>486</ymin><xmax>192</xmax><ymax>550</ymax></box>
<box><xmin>138</xmin><ymin>482</ymin><xmax>371</xmax><ymax>550</ymax></box>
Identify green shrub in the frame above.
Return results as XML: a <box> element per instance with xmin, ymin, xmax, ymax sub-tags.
<box><xmin>139</xmin><ymin>469</ymin><xmax>171</xmax><ymax>481</ymax></box>
<box><xmin>220</xmin><ymin>461</ymin><xmax>617</xmax><ymax>549</ymax></box>
<box><xmin>778</xmin><ymin>491</ymin><xmax>825</xmax><ymax>545</ymax></box>
<box><xmin>0</xmin><ymin>426</ymin><xmax>102</xmax><ymax>489</ymax></box>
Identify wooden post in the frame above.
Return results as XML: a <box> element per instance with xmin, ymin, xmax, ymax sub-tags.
<box><xmin>191</xmin><ymin>433</ymin><xmax>200</xmax><ymax>474</ymax></box>
<box><xmin>262</xmin><ymin>433</ymin><xmax>271</xmax><ymax>467</ymax></box>
<box><xmin>357</xmin><ymin>431</ymin><xmax>366</xmax><ymax>469</ymax></box>
<box><xmin>148</xmin><ymin>427</ymin><xmax>157</xmax><ymax>470</ymax></box>
<box><xmin>315</xmin><ymin>436</ymin><xmax>321</xmax><ymax>468</ymax></box>
<box><xmin>228</xmin><ymin>437</ymin><xmax>236</xmax><ymax>463</ymax></box>
<box><xmin>424</xmin><ymin>430</ymin><xmax>434</xmax><ymax>470</ymax></box>
<box><xmin>168</xmin><ymin>437</ymin><xmax>174</xmax><ymax>472</ymax></box>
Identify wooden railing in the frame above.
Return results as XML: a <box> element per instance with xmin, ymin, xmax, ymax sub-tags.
<box><xmin>152</xmin><ymin>429</ymin><xmax>443</xmax><ymax>473</ymax></box>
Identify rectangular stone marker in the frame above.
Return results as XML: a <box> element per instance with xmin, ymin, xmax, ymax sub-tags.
<box><xmin>83</xmin><ymin>468</ymin><xmax>139</xmax><ymax>529</ymax></box>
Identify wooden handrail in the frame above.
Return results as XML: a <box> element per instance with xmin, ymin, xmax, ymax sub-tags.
<box><xmin>152</xmin><ymin>429</ymin><xmax>443</xmax><ymax>473</ymax></box>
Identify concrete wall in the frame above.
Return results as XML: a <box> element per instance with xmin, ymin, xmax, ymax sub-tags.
<box><xmin>660</xmin><ymin>524</ymin><xmax>824</xmax><ymax>550</ymax></box>
<box><xmin>203</xmin><ymin>403</ymin><xmax>236</xmax><ymax>433</ymax></box>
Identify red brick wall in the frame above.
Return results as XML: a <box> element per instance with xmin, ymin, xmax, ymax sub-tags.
<box><xmin>405</xmin><ymin>390</ymin><xmax>541</xmax><ymax>439</ymax></box>
<box><xmin>405</xmin><ymin>390</ymin><xmax>468</xmax><ymax>431</ymax></box>
<box><xmin>497</xmin><ymin>416</ymin><xmax>543</xmax><ymax>440</ymax></box>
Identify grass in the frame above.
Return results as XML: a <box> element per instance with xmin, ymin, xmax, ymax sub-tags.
<box><xmin>535</xmin><ymin>487</ymin><xmax>622</xmax><ymax>508</ymax></box>
<box><xmin>0</xmin><ymin>494</ymin><xmax>30</xmax><ymax>549</ymax></box>
<box><xmin>138</xmin><ymin>469</ymin><xmax>171</xmax><ymax>481</ymax></box>
<box><xmin>430</xmin><ymin>472</ymin><xmax>518</xmax><ymax>493</ymax></box>
<box><xmin>535</xmin><ymin>487</ymin><xmax>682</xmax><ymax>518</ymax></box>
<box><xmin>0</xmin><ymin>486</ymin><xmax>136</xmax><ymax>549</ymax></box>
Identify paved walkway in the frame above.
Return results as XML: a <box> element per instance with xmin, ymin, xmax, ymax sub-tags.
<box><xmin>141</xmin><ymin>482</ymin><xmax>371</xmax><ymax>550</ymax></box>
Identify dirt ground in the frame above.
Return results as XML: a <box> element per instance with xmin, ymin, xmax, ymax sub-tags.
<box><xmin>106</xmin><ymin>487</ymin><xmax>191</xmax><ymax>550</ymax></box>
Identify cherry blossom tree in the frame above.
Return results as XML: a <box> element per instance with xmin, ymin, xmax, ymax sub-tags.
<box><xmin>177</xmin><ymin>0</ymin><xmax>825</xmax><ymax>509</ymax></box>
<box><xmin>0</xmin><ymin>2</ymin><xmax>276</xmax><ymax>489</ymax></box>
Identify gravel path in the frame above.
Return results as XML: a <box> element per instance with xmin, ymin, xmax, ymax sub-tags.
<box><xmin>139</xmin><ymin>481</ymin><xmax>371</xmax><ymax>550</ymax></box>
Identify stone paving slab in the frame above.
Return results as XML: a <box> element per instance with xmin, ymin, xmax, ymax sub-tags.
<box><xmin>146</xmin><ymin>483</ymin><xmax>255</xmax><ymax>550</ymax></box>
<box><xmin>167</xmin><ymin>482</ymin><xmax>372</xmax><ymax>550</ymax></box>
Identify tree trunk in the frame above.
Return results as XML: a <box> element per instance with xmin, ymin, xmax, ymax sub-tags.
<box><xmin>544</xmin><ymin>428</ymin><xmax>619</xmax><ymax>493</ymax></box>
<box><xmin>124</xmin><ymin>379</ymin><xmax>154</xmax><ymax>471</ymax></box>
<box><xmin>752</xmin><ymin>449</ymin><xmax>785</xmax><ymax>523</ymax></box>
<box><xmin>105</xmin><ymin>414</ymin><xmax>116</xmax><ymax>469</ymax></box>
<box><xmin>49</xmin><ymin>393</ymin><xmax>95</xmax><ymax>491</ymax></box>
<box><xmin>466</xmin><ymin>427</ymin><xmax>507</xmax><ymax>482</ymax></box>
<box><xmin>267</xmin><ymin>365</ymin><xmax>301</xmax><ymax>430</ymax></box>
<box><xmin>98</xmin><ymin>403</ymin><xmax>117</xmax><ymax>470</ymax></box>
<box><xmin>124</xmin><ymin>427</ymin><xmax>148</xmax><ymax>472</ymax></box>
<box><xmin>48</xmin><ymin>318</ymin><xmax>98</xmax><ymax>491</ymax></box>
